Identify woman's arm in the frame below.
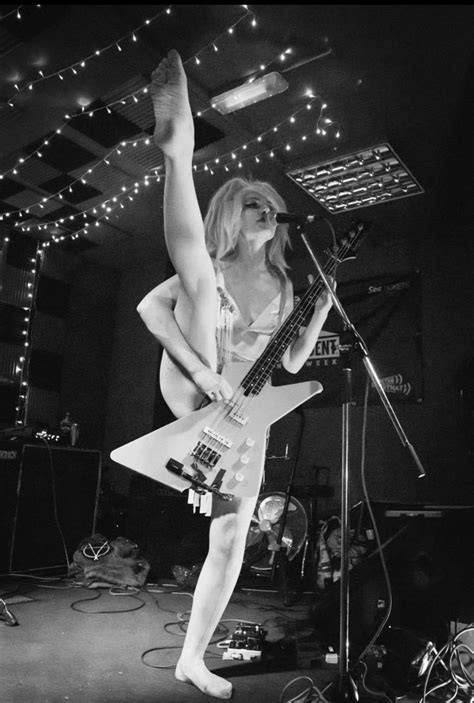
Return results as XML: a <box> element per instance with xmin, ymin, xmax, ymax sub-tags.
<box><xmin>137</xmin><ymin>276</ymin><xmax>232</xmax><ymax>401</ymax></box>
<box><xmin>281</xmin><ymin>278</ymin><xmax>334</xmax><ymax>374</ymax></box>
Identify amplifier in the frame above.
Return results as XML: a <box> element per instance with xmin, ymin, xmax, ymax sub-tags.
<box><xmin>0</xmin><ymin>442</ymin><xmax>101</xmax><ymax>573</ymax></box>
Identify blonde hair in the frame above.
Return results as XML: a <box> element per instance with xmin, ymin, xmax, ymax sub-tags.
<box><xmin>204</xmin><ymin>177</ymin><xmax>291</xmax><ymax>278</ymax></box>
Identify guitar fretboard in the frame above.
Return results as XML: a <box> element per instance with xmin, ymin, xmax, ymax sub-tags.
<box><xmin>240</xmin><ymin>222</ymin><xmax>365</xmax><ymax>396</ymax></box>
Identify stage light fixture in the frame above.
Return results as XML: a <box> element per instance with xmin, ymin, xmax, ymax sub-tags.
<box><xmin>210</xmin><ymin>72</ymin><xmax>289</xmax><ymax>115</ymax></box>
<box><xmin>286</xmin><ymin>143</ymin><xmax>424</xmax><ymax>213</ymax></box>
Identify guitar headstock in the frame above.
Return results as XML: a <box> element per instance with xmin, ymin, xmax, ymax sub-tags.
<box><xmin>326</xmin><ymin>221</ymin><xmax>369</xmax><ymax>264</ymax></box>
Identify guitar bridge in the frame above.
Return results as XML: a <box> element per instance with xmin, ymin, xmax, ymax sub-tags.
<box><xmin>191</xmin><ymin>441</ymin><xmax>222</xmax><ymax>469</ymax></box>
<box><xmin>166</xmin><ymin>459</ymin><xmax>233</xmax><ymax>501</ymax></box>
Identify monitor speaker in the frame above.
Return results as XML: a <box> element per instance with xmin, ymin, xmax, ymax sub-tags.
<box><xmin>0</xmin><ymin>442</ymin><xmax>101</xmax><ymax>573</ymax></box>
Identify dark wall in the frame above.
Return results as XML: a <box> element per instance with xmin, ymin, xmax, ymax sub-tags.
<box><xmin>60</xmin><ymin>262</ymin><xmax>119</xmax><ymax>449</ymax></box>
<box><xmin>266</xmin><ymin>191</ymin><xmax>473</xmax><ymax>513</ymax></box>
<box><xmin>104</xmin><ymin>256</ymin><xmax>167</xmax><ymax>495</ymax></box>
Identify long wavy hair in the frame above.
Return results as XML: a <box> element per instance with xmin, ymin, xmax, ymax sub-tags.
<box><xmin>204</xmin><ymin>177</ymin><xmax>291</xmax><ymax>278</ymax></box>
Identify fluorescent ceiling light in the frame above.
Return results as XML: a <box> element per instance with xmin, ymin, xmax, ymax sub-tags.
<box><xmin>286</xmin><ymin>143</ymin><xmax>424</xmax><ymax>213</ymax></box>
<box><xmin>211</xmin><ymin>72</ymin><xmax>289</xmax><ymax>115</ymax></box>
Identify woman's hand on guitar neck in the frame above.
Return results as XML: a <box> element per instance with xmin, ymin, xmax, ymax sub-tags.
<box><xmin>308</xmin><ymin>273</ymin><xmax>336</xmax><ymax>315</ymax></box>
<box><xmin>191</xmin><ymin>366</ymin><xmax>234</xmax><ymax>403</ymax></box>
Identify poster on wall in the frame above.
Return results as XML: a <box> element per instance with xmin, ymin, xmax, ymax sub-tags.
<box><xmin>272</xmin><ymin>271</ymin><xmax>422</xmax><ymax>407</ymax></box>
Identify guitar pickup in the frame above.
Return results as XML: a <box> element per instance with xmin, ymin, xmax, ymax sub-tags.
<box><xmin>166</xmin><ymin>459</ymin><xmax>233</xmax><ymax>501</ymax></box>
<box><xmin>228</xmin><ymin>407</ymin><xmax>249</xmax><ymax>426</ymax></box>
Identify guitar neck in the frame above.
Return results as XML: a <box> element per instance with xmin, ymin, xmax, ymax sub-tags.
<box><xmin>240</xmin><ymin>255</ymin><xmax>337</xmax><ymax>396</ymax></box>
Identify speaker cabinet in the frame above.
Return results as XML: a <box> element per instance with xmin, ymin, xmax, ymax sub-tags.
<box><xmin>0</xmin><ymin>442</ymin><xmax>101</xmax><ymax>572</ymax></box>
<box><xmin>372</xmin><ymin>502</ymin><xmax>474</xmax><ymax>629</ymax></box>
<box><xmin>123</xmin><ymin>474</ymin><xmax>210</xmax><ymax>579</ymax></box>
<box><xmin>311</xmin><ymin>501</ymin><xmax>474</xmax><ymax>651</ymax></box>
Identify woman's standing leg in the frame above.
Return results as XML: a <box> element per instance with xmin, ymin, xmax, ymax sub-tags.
<box><xmin>176</xmin><ymin>495</ymin><xmax>259</xmax><ymax>698</ymax></box>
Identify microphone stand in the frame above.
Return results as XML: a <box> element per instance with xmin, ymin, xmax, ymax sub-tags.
<box><xmin>300</xmin><ymin>233</ymin><xmax>426</xmax><ymax>702</ymax></box>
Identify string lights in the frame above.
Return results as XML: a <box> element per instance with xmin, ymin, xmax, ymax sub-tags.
<box><xmin>35</xmin><ymin>173</ymin><xmax>159</xmax><ymax>249</ymax></box>
<box><xmin>0</xmin><ymin>6</ymin><xmax>255</xmax><ymax>182</ymax></box>
<box><xmin>0</xmin><ymin>5</ymin><xmax>22</xmax><ymax>22</ymax></box>
<box><xmin>192</xmin><ymin>94</ymin><xmax>340</xmax><ymax>176</ymax></box>
<box><xmin>10</xmin><ymin>112</ymin><xmax>342</xmax><ymax>247</ymax></box>
<box><xmin>0</xmin><ymin>4</ymin><xmax>41</xmax><ymax>23</ymax></box>
<box><xmin>2</xmin><ymin>4</ymin><xmax>340</xmax><ymax>249</ymax></box>
<box><xmin>25</xmin><ymin>92</ymin><xmax>341</xmax><ymax>246</ymax></box>
<box><xmin>243</xmin><ymin>47</ymin><xmax>293</xmax><ymax>85</ymax></box>
<box><xmin>3</xmin><ymin>5</ymin><xmax>257</xmax><ymax>110</ymax></box>
<box><xmin>2</xmin><ymin>6</ymin><xmax>173</xmax><ymax>108</ymax></box>
<box><xmin>184</xmin><ymin>5</ymin><xmax>256</xmax><ymax>67</ymax></box>
<box><xmin>24</xmin><ymin>173</ymin><xmax>156</xmax><ymax>239</ymax></box>
<box><xmin>6</xmin><ymin>90</ymin><xmax>340</xmax><ymax>229</ymax></box>
<box><xmin>0</xmin><ymin>85</ymin><xmax>154</xmax><ymax>182</ymax></box>
<box><xmin>3</xmin><ymin>135</ymin><xmax>152</xmax><ymax>222</ymax></box>
<box><xmin>0</xmin><ymin>235</ymin><xmax>44</xmax><ymax>427</ymax></box>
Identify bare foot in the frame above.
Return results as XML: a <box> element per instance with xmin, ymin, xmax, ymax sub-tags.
<box><xmin>150</xmin><ymin>49</ymin><xmax>194</xmax><ymax>157</ymax></box>
<box><xmin>175</xmin><ymin>659</ymin><xmax>233</xmax><ymax>699</ymax></box>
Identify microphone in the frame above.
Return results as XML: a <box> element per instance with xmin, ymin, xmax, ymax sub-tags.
<box><xmin>272</xmin><ymin>212</ymin><xmax>320</xmax><ymax>226</ymax></box>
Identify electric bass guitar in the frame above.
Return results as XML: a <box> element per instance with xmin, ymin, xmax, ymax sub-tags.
<box><xmin>111</xmin><ymin>222</ymin><xmax>367</xmax><ymax>500</ymax></box>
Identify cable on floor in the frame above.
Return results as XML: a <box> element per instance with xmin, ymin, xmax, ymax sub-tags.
<box><xmin>70</xmin><ymin>587</ymin><xmax>146</xmax><ymax>613</ymax></box>
<box><xmin>279</xmin><ymin>675</ymin><xmax>329</xmax><ymax>703</ymax></box>
<box><xmin>141</xmin><ymin>584</ymin><xmax>267</xmax><ymax>670</ymax></box>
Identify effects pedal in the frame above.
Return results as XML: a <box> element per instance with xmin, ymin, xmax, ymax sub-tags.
<box><xmin>222</xmin><ymin>622</ymin><xmax>266</xmax><ymax>661</ymax></box>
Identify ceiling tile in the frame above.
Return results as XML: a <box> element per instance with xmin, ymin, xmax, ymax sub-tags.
<box><xmin>68</xmin><ymin>99</ymin><xmax>142</xmax><ymax>148</ymax></box>
<box><xmin>0</xmin><ymin>176</ymin><xmax>25</xmax><ymax>200</ymax></box>
<box><xmin>23</xmin><ymin>133</ymin><xmax>97</xmax><ymax>171</ymax></box>
<box><xmin>40</xmin><ymin>173</ymin><xmax>102</xmax><ymax>204</ymax></box>
<box><xmin>10</xmin><ymin>159</ymin><xmax>62</xmax><ymax>187</ymax></box>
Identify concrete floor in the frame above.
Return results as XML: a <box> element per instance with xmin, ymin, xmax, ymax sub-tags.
<box><xmin>1</xmin><ymin>575</ymin><xmax>337</xmax><ymax>703</ymax></box>
<box><xmin>1</xmin><ymin>571</ymin><xmax>467</xmax><ymax>703</ymax></box>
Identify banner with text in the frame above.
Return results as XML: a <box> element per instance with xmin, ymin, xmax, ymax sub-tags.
<box><xmin>272</xmin><ymin>271</ymin><xmax>422</xmax><ymax>407</ymax></box>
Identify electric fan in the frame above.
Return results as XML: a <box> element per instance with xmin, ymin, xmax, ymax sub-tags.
<box><xmin>244</xmin><ymin>492</ymin><xmax>308</xmax><ymax>575</ymax></box>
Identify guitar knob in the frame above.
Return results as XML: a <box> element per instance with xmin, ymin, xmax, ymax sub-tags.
<box><xmin>234</xmin><ymin>471</ymin><xmax>245</xmax><ymax>482</ymax></box>
<box><xmin>245</xmin><ymin>437</ymin><xmax>255</xmax><ymax>447</ymax></box>
<box><xmin>239</xmin><ymin>455</ymin><xmax>250</xmax><ymax>464</ymax></box>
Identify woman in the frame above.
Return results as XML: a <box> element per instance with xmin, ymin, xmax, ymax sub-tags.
<box><xmin>137</xmin><ymin>49</ymin><xmax>333</xmax><ymax>699</ymax></box>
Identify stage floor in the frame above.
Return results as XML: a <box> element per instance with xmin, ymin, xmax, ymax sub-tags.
<box><xmin>0</xmin><ymin>572</ymin><xmax>460</xmax><ymax>703</ymax></box>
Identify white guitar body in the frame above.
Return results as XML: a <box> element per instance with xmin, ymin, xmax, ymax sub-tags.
<box><xmin>111</xmin><ymin>361</ymin><xmax>322</xmax><ymax>499</ymax></box>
